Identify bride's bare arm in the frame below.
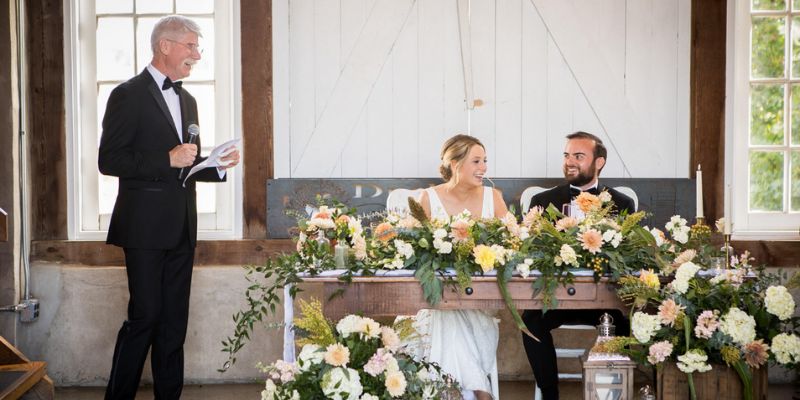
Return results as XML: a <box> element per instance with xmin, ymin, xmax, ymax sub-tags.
<box><xmin>492</xmin><ymin>188</ymin><xmax>509</xmax><ymax>218</ymax></box>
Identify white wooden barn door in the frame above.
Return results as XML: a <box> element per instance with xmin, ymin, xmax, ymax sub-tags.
<box><xmin>272</xmin><ymin>0</ymin><xmax>690</xmax><ymax>179</ymax></box>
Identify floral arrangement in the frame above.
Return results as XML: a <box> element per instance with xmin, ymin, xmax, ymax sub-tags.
<box><xmin>221</xmin><ymin>192</ymin><xmax>670</xmax><ymax>369</ymax></box>
<box><xmin>257</xmin><ymin>299</ymin><xmax>458</xmax><ymax>400</ymax></box>
<box><xmin>611</xmin><ymin>219</ymin><xmax>800</xmax><ymax>400</ymax></box>
<box><xmin>516</xmin><ymin>191</ymin><xmax>661</xmax><ymax>310</ymax></box>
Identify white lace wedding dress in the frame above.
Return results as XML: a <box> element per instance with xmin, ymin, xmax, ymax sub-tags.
<box><xmin>408</xmin><ymin>187</ymin><xmax>500</xmax><ymax>399</ymax></box>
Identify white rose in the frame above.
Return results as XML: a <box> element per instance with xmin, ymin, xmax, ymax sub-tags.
<box><xmin>337</xmin><ymin>315</ymin><xmax>362</xmax><ymax>337</ymax></box>
<box><xmin>297</xmin><ymin>344</ymin><xmax>324</xmax><ymax>371</ymax></box>
<box><xmin>434</xmin><ymin>239</ymin><xmax>452</xmax><ymax>254</ymax></box>
<box><xmin>433</xmin><ymin>228</ymin><xmax>448</xmax><ymax>240</ymax></box>
<box><xmin>360</xmin><ymin>394</ymin><xmax>379</xmax><ymax>400</ymax></box>
<box><xmin>394</xmin><ymin>239</ymin><xmax>415</xmax><ymax>260</ymax></box>
<box><xmin>321</xmin><ymin>367</ymin><xmax>363</xmax><ymax>400</ymax></box>
<box><xmin>516</xmin><ymin>262</ymin><xmax>531</xmax><ymax>279</ymax></box>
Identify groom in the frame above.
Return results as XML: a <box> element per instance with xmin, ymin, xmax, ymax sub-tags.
<box><xmin>522</xmin><ymin>131</ymin><xmax>634</xmax><ymax>400</ymax></box>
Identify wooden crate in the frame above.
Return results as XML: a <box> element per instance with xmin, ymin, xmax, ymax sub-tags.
<box><xmin>657</xmin><ymin>362</ymin><xmax>767</xmax><ymax>400</ymax></box>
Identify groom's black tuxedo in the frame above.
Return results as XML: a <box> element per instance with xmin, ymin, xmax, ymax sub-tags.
<box><xmin>99</xmin><ymin>69</ymin><xmax>224</xmax><ymax>399</ymax></box>
<box><xmin>522</xmin><ymin>183</ymin><xmax>635</xmax><ymax>400</ymax></box>
<box><xmin>527</xmin><ymin>183</ymin><xmax>635</xmax><ymax>217</ymax></box>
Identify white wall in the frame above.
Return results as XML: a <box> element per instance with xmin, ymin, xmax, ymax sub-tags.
<box><xmin>273</xmin><ymin>0</ymin><xmax>691</xmax><ymax>179</ymax></box>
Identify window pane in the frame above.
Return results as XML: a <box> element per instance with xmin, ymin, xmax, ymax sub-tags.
<box><xmin>793</xmin><ymin>18</ymin><xmax>800</xmax><ymax>78</ymax></box>
<box><xmin>186</xmin><ymin>17</ymin><xmax>215</xmax><ymax>81</ymax></box>
<box><xmin>136</xmin><ymin>17</ymin><xmax>160</xmax><ymax>72</ymax></box>
<box><xmin>97</xmin><ymin>0</ymin><xmax>133</xmax><ymax>14</ymax></box>
<box><xmin>752</xmin><ymin>17</ymin><xmax>786</xmax><ymax>79</ymax></box>
<box><xmin>750</xmin><ymin>151</ymin><xmax>785</xmax><ymax>212</ymax></box>
<box><xmin>177</xmin><ymin>0</ymin><xmax>214</xmax><ymax>14</ymax></box>
<box><xmin>753</xmin><ymin>0</ymin><xmax>786</xmax><ymax>10</ymax></box>
<box><xmin>97</xmin><ymin>18</ymin><xmax>135</xmax><ymax>81</ymax></box>
<box><xmin>751</xmin><ymin>84</ymin><xmax>785</xmax><ymax>145</ymax></box>
<box><xmin>792</xmin><ymin>151</ymin><xmax>800</xmax><ymax>211</ymax></box>
<box><xmin>184</xmin><ymin>84</ymin><xmax>216</xmax><ymax>147</ymax></box>
<box><xmin>196</xmin><ymin>183</ymin><xmax>216</xmax><ymax>213</ymax></box>
<box><xmin>136</xmin><ymin>0</ymin><xmax>173</xmax><ymax>14</ymax></box>
<box><xmin>796</xmin><ymin>0</ymin><xmax>800</xmax><ymax>10</ymax></box>
<box><xmin>793</xmin><ymin>85</ymin><xmax>800</xmax><ymax>145</ymax></box>
<box><xmin>97</xmin><ymin>84</ymin><xmax>117</xmax><ymax>141</ymax></box>
<box><xmin>99</xmin><ymin>175</ymin><xmax>118</xmax><ymax>215</ymax></box>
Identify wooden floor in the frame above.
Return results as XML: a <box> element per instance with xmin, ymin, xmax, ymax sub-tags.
<box><xmin>54</xmin><ymin>381</ymin><xmax>796</xmax><ymax>400</ymax></box>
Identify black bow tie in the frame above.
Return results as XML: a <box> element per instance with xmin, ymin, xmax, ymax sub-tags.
<box><xmin>161</xmin><ymin>78</ymin><xmax>183</xmax><ymax>94</ymax></box>
<box><xmin>570</xmin><ymin>187</ymin><xmax>600</xmax><ymax>198</ymax></box>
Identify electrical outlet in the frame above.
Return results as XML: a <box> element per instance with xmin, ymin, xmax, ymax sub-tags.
<box><xmin>20</xmin><ymin>299</ymin><xmax>39</xmax><ymax>322</ymax></box>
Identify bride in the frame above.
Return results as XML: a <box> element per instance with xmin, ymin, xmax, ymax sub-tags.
<box><xmin>412</xmin><ymin>134</ymin><xmax>507</xmax><ymax>400</ymax></box>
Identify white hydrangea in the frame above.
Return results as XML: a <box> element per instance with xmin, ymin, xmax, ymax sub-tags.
<box><xmin>765</xmin><ymin>285</ymin><xmax>796</xmax><ymax>321</ymax></box>
<box><xmin>360</xmin><ymin>394</ymin><xmax>379</xmax><ymax>400</ymax></box>
<box><xmin>672</xmin><ymin>262</ymin><xmax>700</xmax><ymax>294</ymax></box>
<box><xmin>677</xmin><ymin>349</ymin><xmax>712</xmax><ymax>373</ymax></box>
<box><xmin>771</xmin><ymin>333</ymin><xmax>800</xmax><ymax>365</ymax></box>
<box><xmin>632</xmin><ymin>312</ymin><xmax>662</xmax><ymax>343</ymax></box>
<box><xmin>433</xmin><ymin>228</ymin><xmax>448</xmax><ymax>240</ymax></box>
<box><xmin>719</xmin><ymin>307</ymin><xmax>757</xmax><ymax>346</ymax></box>
<box><xmin>321</xmin><ymin>367</ymin><xmax>363</xmax><ymax>400</ymax></box>
<box><xmin>297</xmin><ymin>344</ymin><xmax>324</xmax><ymax>371</ymax></box>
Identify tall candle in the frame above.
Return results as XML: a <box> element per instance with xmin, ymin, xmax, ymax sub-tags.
<box><xmin>724</xmin><ymin>185</ymin><xmax>732</xmax><ymax>235</ymax></box>
<box><xmin>696</xmin><ymin>165</ymin><xmax>703</xmax><ymax>219</ymax></box>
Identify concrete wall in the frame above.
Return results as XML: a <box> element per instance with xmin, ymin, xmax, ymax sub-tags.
<box><xmin>18</xmin><ymin>263</ymin><xmax>306</xmax><ymax>385</ymax></box>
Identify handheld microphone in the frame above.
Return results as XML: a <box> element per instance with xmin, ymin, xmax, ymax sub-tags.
<box><xmin>178</xmin><ymin>123</ymin><xmax>200</xmax><ymax>180</ymax></box>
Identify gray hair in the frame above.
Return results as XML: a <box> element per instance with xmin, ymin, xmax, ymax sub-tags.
<box><xmin>150</xmin><ymin>15</ymin><xmax>202</xmax><ymax>54</ymax></box>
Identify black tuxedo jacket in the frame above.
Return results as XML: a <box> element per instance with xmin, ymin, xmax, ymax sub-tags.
<box><xmin>98</xmin><ymin>69</ymin><xmax>224</xmax><ymax>249</ymax></box>
<box><xmin>529</xmin><ymin>183</ymin><xmax>636</xmax><ymax>215</ymax></box>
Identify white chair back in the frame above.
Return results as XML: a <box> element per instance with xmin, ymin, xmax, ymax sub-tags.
<box><xmin>613</xmin><ymin>186</ymin><xmax>639</xmax><ymax>211</ymax></box>
<box><xmin>386</xmin><ymin>188</ymin><xmax>424</xmax><ymax>213</ymax></box>
<box><xmin>520</xmin><ymin>186</ymin><xmax>554</xmax><ymax>213</ymax></box>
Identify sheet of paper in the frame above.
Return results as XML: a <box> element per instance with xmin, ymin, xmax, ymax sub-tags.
<box><xmin>182</xmin><ymin>138</ymin><xmax>241</xmax><ymax>186</ymax></box>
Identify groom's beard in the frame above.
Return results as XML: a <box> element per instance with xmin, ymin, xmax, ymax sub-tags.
<box><xmin>564</xmin><ymin>167</ymin><xmax>597</xmax><ymax>187</ymax></box>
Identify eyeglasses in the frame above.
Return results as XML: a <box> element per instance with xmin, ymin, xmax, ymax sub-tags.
<box><xmin>165</xmin><ymin>39</ymin><xmax>204</xmax><ymax>55</ymax></box>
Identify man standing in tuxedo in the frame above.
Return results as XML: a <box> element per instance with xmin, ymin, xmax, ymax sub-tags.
<box><xmin>522</xmin><ymin>131</ymin><xmax>634</xmax><ymax>400</ymax></box>
<box><xmin>98</xmin><ymin>15</ymin><xmax>239</xmax><ymax>400</ymax></box>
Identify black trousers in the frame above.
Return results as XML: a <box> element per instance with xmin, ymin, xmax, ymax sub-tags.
<box><xmin>105</xmin><ymin>233</ymin><xmax>194</xmax><ymax>400</ymax></box>
<box><xmin>521</xmin><ymin>309</ymin><xmax>629</xmax><ymax>400</ymax></box>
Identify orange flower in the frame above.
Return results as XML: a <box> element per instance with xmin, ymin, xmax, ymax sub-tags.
<box><xmin>658</xmin><ymin>298</ymin><xmax>685</xmax><ymax>327</ymax></box>
<box><xmin>373</xmin><ymin>222</ymin><xmax>396</xmax><ymax>242</ymax></box>
<box><xmin>579</xmin><ymin>228</ymin><xmax>603</xmax><ymax>254</ymax></box>
<box><xmin>450</xmin><ymin>219</ymin><xmax>471</xmax><ymax>242</ymax></box>
<box><xmin>335</xmin><ymin>214</ymin><xmax>350</xmax><ymax>224</ymax></box>
<box><xmin>575</xmin><ymin>192</ymin><xmax>602</xmax><ymax>213</ymax></box>
<box><xmin>555</xmin><ymin>217</ymin><xmax>578</xmax><ymax>232</ymax></box>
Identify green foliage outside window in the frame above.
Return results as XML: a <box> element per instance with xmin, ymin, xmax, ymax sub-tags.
<box><xmin>751</xmin><ymin>84</ymin><xmax>784</xmax><ymax>145</ymax></box>
<box><xmin>750</xmin><ymin>151</ymin><xmax>784</xmax><ymax>211</ymax></box>
<box><xmin>751</xmin><ymin>17</ymin><xmax>785</xmax><ymax>78</ymax></box>
<box><xmin>752</xmin><ymin>0</ymin><xmax>786</xmax><ymax>11</ymax></box>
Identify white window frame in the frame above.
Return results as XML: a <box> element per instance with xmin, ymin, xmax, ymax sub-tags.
<box><xmin>64</xmin><ymin>0</ymin><xmax>243</xmax><ymax>241</ymax></box>
<box><xmin>727</xmin><ymin>0</ymin><xmax>800</xmax><ymax>240</ymax></box>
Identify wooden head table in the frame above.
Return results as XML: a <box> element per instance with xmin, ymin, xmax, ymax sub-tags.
<box><xmin>300</xmin><ymin>275</ymin><xmax>627</xmax><ymax>320</ymax></box>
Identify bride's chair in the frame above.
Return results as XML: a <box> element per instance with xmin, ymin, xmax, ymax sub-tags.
<box><xmin>385</xmin><ymin>188</ymin><xmax>424</xmax><ymax>214</ymax></box>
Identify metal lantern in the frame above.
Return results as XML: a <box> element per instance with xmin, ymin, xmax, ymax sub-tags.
<box><xmin>582</xmin><ymin>313</ymin><xmax>636</xmax><ymax>400</ymax></box>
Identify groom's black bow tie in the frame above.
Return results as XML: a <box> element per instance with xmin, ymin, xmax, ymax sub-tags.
<box><xmin>570</xmin><ymin>187</ymin><xmax>600</xmax><ymax>198</ymax></box>
<box><xmin>161</xmin><ymin>78</ymin><xmax>183</xmax><ymax>94</ymax></box>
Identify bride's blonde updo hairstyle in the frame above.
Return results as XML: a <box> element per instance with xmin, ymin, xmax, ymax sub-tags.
<box><xmin>439</xmin><ymin>134</ymin><xmax>485</xmax><ymax>186</ymax></box>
